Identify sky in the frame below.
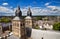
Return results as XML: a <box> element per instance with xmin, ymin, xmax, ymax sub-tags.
<box><xmin>0</xmin><ymin>0</ymin><xmax>60</xmax><ymax>16</ymax></box>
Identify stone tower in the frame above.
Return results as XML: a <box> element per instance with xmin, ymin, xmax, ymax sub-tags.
<box><xmin>12</xmin><ymin>6</ymin><xmax>22</xmax><ymax>37</ymax></box>
<box><xmin>25</xmin><ymin>8</ymin><xmax>32</xmax><ymax>28</ymax></box>
<box><xmin>12</xmin><ymin>16</ymin><xmax>21</xmax><ymax>37</ymax></box>
<box><xmin>12</xmin><ymin>6</ymin><xmax>27</xmax><ymax>39</ymax></box>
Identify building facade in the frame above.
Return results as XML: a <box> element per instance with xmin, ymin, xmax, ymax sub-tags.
<box><xmin>12</xmin><ymin>6</ymin><xmax>33</xmax><ymax>38</ymax></box>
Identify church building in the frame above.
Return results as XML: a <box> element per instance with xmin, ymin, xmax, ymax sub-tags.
<box><xmin>12</xmin><ymin>6</ymin><xmax>33</xmax><ymax>38</ymax></box>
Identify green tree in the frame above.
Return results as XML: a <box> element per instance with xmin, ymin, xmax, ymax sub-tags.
<box><xmin>36</xmin><ymin>16</ymin><xmax>42</xmax><ymax>20</ymax></box>
<box><xmin>53</xmin><ymin>22</ymin><xmax>60</xmax><ymax>31</ymax></box>
<box><xmin>0</xmin><ymin>17</ymin><xmax>11</xmax><ymax>23</ymax></box>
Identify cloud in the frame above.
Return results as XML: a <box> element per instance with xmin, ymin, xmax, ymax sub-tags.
<box><xmin>45</xmin><ymin>2</ymin><xmax>60</xmax><ymax>11</ymax></box>
<box><xmin>21</xmin><ymin>6</ymin><xmax>60</xmax><ymax>16</ymax></box>
<box><xmin>47</xmin><ymin>6</ymin><xmax>56</xmax><ymax>10</ymax></box>
<box><xmin>45</xmin><ymin>2</ymin><xmax>50</xmax><ymax>6</ymax></box>
<box><xmin>0</xmin><ymin>6</ymin><xmax>14</xmax><ymax>13</ymax></box>
<box><xmin>10</xmin><ymin>6</ymin><xmax>13</xmax><ymax>8</ymax></box>
<box><xmin>46</xmin><ymin>5</ymin><xmax>60</xmax><ymax>12</ymax></box>
<box><xmin>0</xmin><ymin>6</ymin><xmax>14</xmax><ymax>16</ymax></box>
<box><xmin>2</xmin><ymin>3</ymin><xmax>8</xmax><ymax>6</ymax></box>
<box><xmin>21</xmin><ymin>7</ymin><xmax>42</xmax><ymax>15</ymax></box>
<box><xmin>45</xmin><ymin>2</ymin><xmax>60</xmax><ymax>15</ymax></box>
<box><xmin>0</xmin><ymin>6</ymin><xmax>60</xmax><ymax>16</ymax></box>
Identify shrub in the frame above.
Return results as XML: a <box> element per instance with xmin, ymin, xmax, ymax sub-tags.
<box><xmin>53</xmin><ymin>22</ymin><xmax>60</xmax><ymax>31</ymax></box>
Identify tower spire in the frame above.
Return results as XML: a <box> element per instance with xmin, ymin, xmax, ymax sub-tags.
<box><xmin>27</xmin><ymin>7</ymin><xmax>32</xmax><ymax>16</ymax></box>
<box><xmin>17</xmin><ymin>5</ymin><xmax>20</xmax><ymax>10</ymax></box>
<box><xmin>15</xmin><ymin>5</ymin><xmax>22</xmax><ymax>17</ymax></box>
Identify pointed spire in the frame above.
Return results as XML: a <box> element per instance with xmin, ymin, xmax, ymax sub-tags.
<box><xmin>27</xmin><ymin>7</ymin><xmax>32</xmax><ymax>16</ymax></box>
<box><xmin>28</xmin><ymin>7</ymin><xmax>31</xmax><ymax>12</ymax></box>
<box><xmin>17</xmin><ymin>5</ymin><xmax>20</xmax><ymax>10</ymax></box>
<box><xmin>15</xmin><ymin>5</ymin><xmax>22</xmax><ymax>17</ymax></box>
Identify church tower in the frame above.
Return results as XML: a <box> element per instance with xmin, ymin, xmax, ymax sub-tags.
<box><xmin>12</xmin><ymin>16</ymin><xmax>21</xmax><ymax>37</ymax></box>
<box><xmin>12</xmin><ymin>6</ymin><xmax>22</xmax><ymax>37</ymax></box>
<box><xmin>12</xmin><ymin>6</ymin><xmax>27</xmax><ymax>39</ymax></box>
<box><xmin>25</xmin><ymin>8</ymin><xmax>33</xmax><ymax>28</ymax></box>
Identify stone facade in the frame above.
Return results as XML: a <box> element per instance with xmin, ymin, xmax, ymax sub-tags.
<box><xmin>12</xmin><ymin>20</ymin><xmax>21</xmax><ymax>37</ymax></box>
<box><xmin>25</xmin><ymin>16</ymin><xmax>32</xmax><ymax>28</ymax></box>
